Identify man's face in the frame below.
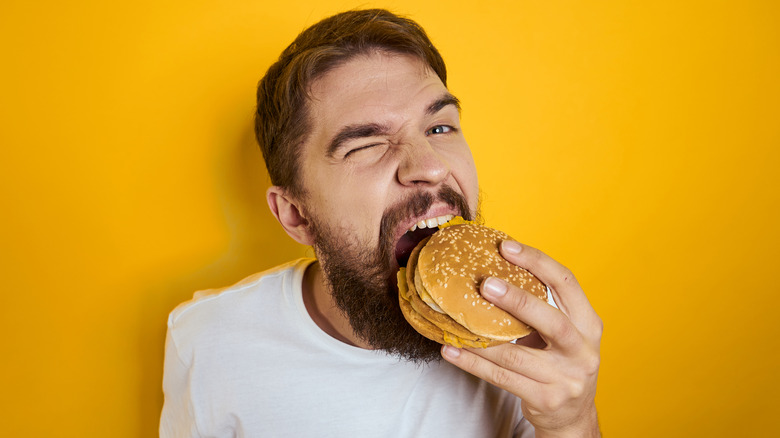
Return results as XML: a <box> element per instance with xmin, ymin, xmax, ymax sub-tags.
<box><xmin>297</xmin><ymin>52</ymin><xmax>480</xmax><ymax>361</ymax></box>
<box><xmin>300</xmin><ymin>52</ymin><xmax>480</xmax><ymax>255</ymax></box>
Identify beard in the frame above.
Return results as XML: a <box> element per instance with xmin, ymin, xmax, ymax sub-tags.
<box><xmin>308</xmin><ymin>185</ymin><xmax>476</xmax><ymax>364</ymax></box>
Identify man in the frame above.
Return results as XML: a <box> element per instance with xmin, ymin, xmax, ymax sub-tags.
<box><xmin>161</xmin><ymin>9</ymin><xmax>602</xmax><ymax>437</ymax></box>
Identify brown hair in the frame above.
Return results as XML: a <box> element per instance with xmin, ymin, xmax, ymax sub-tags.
<box><xmin>254</xmin><ymin>9</ymin><xmax>447</xmax><ymax>198</ymax></box>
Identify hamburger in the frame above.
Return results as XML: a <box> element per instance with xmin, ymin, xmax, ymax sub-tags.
<box><xmin>397</xmin><ymin>217</ymin><xmax>549</xmax><ymax>348</ymax></box>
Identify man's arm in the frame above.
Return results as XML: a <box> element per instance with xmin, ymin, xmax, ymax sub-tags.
<box><xmin>160</xmin><ymin>329</ymin><xmax>202</xmax><ymax>438</ymax></box>
<box><xmin>442</xmin><ymin>240</ymin><xmax>602</xmax><ymax>437</ymax></box>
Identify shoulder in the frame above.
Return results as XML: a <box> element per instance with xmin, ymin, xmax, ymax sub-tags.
<box><xmin>165</xmin><ymin>258</ymin><xmax>313</xmax><ymax>357</ymax></box>
<box><xmin>169</xmin><ymin>259</ymin><xmax>310</xmax><ymax>323</ymax></box>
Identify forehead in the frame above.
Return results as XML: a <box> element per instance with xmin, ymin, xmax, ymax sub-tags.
<box><xmin>306</xmin><ymin>52</ymin><xmax>447</xmax><ymax>137</ymax></box>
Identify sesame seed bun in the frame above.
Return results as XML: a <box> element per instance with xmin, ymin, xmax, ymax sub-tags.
<box><xmin>398</xmin><ymin>222</ymin><xmax>548</xmax><ymax>347</ymax></box>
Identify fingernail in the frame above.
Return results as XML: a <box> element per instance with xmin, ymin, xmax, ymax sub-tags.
<box><xmin>502</xmin><ymin>240</ymin><xmax>522</xmax><ymax>254</ymax></box>
<box><xmin>482</xmin><ymin>277</ymin><xmax>507</xmax><ymax>299</ymax></box>
<box><xmin>442</xmin><ymin>345</ymin><xmax>461</xmax><ymax>359</ymax></box>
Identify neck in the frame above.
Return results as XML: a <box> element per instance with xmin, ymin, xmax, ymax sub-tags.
<box><xmin>302</xmin><ymin>260</ymin><xmax>373</xmax><ymax>349</ymax></box>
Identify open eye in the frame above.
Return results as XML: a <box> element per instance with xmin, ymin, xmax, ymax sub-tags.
<box><xmin>426</xmin><ymin>125</ymin><xmax>456</xmax><ymax>136</ymax></box>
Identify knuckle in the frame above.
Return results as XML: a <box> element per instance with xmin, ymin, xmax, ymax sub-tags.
<box><xmin>595</xmin><ymin>315</ymin><xmax>605</xmax><ymax>337</ymax></box>
<box><xmin>566</xmin><ymin>378</ymin><xmax>586</xmax><ymax>400</ymax></box>
<box><xmin>584</xmin><ymin>350</ymin><xmax>601</xmax><ymax>376</ymax></box>
<box><xmin>541</xmin><ymin>392</ymin><xmax>565</xmax><ymax>412</ymax></box>
<box><xmin>503</xmin><ymin>347</ymin><xmax>525</xmax><ymax>368</ymax></box>
<box><xmin>559</xmin><ymin>266</ymin><xmax>579</xmax><ymax>287</ymax></box>
<box><xmin>490</xmin><ymin>366</ymin><xmax>514</xmax><ymax>389</ymax></box>
<box><xmin>553</xmin><ymin>318</ymin><xmax>576</xmax><ymax>341</ymax></box>
<box><xmin>513</xmin><ymin>288</ymin><xmax>531</xmax><ymax>312</ymax></box>
<box><xmin>527</xmin><ymin>246</ymin><xmax>544</xmax><ymax>266</ymax></box>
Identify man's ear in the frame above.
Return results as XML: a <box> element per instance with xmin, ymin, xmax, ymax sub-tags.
<box><xmin>266</xmin><ymin>186</ymin><xmax>315</xmax><ymax>246</ymax></box>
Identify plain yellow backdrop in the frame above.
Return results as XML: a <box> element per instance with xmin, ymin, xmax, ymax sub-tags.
<box><xmin>2</xmin><ymin>0</ymin><xmax>778</xmax><ymax>436</ymax></box>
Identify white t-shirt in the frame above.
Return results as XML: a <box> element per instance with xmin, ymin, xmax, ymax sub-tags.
<box><xmin>160</xmin><ymin>259</ymin><xmax>534</xmax><ymax>437</ymax></box>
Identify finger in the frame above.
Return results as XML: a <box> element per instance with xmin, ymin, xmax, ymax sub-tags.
<box><xmin>466</xmin><ymin>342</ymin><xmax>554</xmax><ymax>383</ymax></box>
<box><xmin>441</xmin><ymin>344</ymin><xmax>545</xmax><ymax>398</ymax></box>
<box><xmin>481</xmin><ymin>277</ymin><xmax>581</xmax><ymax>351</ymax></box>
<box><xmin>500</xmin><ymin>240</ymin><xmax>598</xmax><ymax>328</ymax></box>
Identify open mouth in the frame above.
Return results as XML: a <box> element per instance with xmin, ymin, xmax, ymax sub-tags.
<box><xmin>394</xmin><ymin>214</ymin><xmax>454</xmax><ymax>267</ymax></box>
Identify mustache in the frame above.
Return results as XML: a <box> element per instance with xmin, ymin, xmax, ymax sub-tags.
<box><xmin>377</xmin><ymin>185</ymin><xmax>472</xmax><ymax>261</ymax></box>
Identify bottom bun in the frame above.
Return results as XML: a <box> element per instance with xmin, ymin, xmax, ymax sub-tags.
<box><xmin>397</xmin><ymin>268</ymin><xmax>504</xmax><ymax>349</ymax></box>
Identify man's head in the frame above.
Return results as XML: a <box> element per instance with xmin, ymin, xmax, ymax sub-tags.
<box><xmin>255</xmin><ymin>8</ymin><xmax>447</xmax><ymax>199</ymax></box>
<box><xmin>257</xmin><ymin>9</ymin><xmax>481</xmax><ymax>362</ymax></box>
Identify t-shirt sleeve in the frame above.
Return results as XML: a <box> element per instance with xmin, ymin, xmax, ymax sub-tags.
<box><xmin>159</xmin><ymin>326</ymin><xmax>201</xmax><ymax>438</ymax></box>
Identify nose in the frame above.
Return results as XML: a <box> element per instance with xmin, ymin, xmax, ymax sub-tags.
<box><xmin>396</xmin><ymin>138</ymin><xmax>451</xmax><ymax>187</ymax></box>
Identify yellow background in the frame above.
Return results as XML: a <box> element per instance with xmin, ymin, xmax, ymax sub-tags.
<box><xmin>2</xmin><ymin>0</ymin><xmax>778</xmax><ymax>436</ymax></box>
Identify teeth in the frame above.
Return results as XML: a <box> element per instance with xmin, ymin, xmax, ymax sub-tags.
<box><xmin>409</xmin><ymin>214</ymin><xmax>454</xmax><ymax>232</ymax></box>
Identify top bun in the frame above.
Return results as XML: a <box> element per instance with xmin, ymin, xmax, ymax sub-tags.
<box><xmin>416</xmin><ymin>223</ymin><xmax>548</xmax><ymax>341</ymax></box>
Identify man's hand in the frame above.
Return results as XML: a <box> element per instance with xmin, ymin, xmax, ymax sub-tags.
<box><xmin>441</xmin><ymin>240</ymin><xmax>602</xmax><ymax>437</ymax></box>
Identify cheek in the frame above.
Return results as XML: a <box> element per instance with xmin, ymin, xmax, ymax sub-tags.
<box><xmin>446</xmin><ymin>145</ymin><xmax>480</xmax><ymax>209</ymax></box>
<box><xmin>332</xmin><ymin>166</ymin><xmax>391</xmax><ymax>205</ymax></box>
<box><xmin>313</xmin><ymin>168</ymin><xmax>389</xmax><ymax>239</ymax></box>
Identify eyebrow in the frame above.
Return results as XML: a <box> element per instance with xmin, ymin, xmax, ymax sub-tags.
<box><xmin>327</xmin><ymin>123</ymin><xmax>391</xmax><ymax>157</ymax></box>
<box><xmin>326</xmin><ymin>92</ymin><xmax>462</xmax><ymax>157</ymax></box>
<box><xmin>426</xmin><ymin>92</ymin><xmax>461</xmax><ymax>116</ymax></box>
